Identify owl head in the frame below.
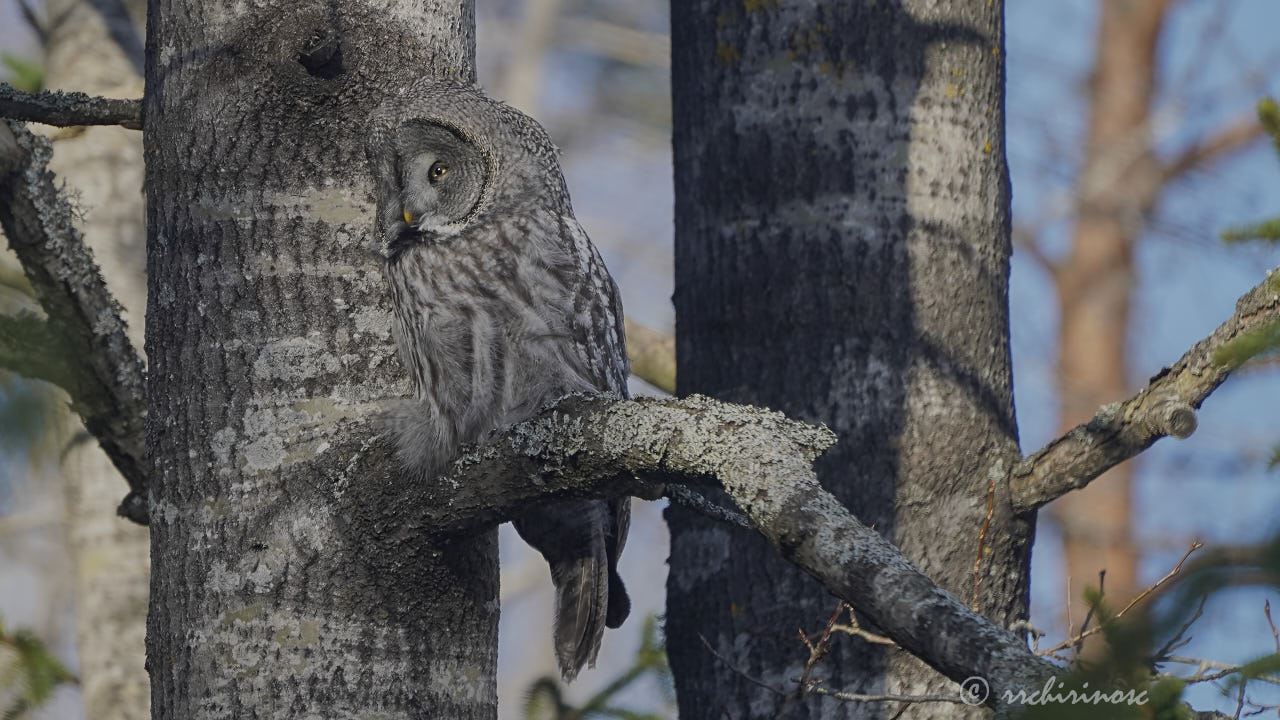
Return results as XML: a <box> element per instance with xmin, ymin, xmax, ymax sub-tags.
<box><xmin>367</xmin><ymin>80</ymin><xmax>569</xmax><ymax>257</ymax></box>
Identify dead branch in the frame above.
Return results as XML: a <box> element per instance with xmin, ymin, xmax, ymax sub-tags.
<box><xmin>1012</xmin><ymin>224</ymin><xmax>1060</xmax><ymax>278</ymax></box>
<box><xmin>0</xmin><ymin>120</ymin><xmax>148</xmax><ymax>523</ymax></box>
<box><xmin>1265</xmin><ymin>600</ymin><xmax>1279</xmax><ymax>653</ymax></box>
<box><xmin>0</xmin><ymin>84</ymin><xmax>142</xmax><ymax>130</ymax></box>
<box><xmin>1161</xmin><ymin>656</ymin><xmax>1280</xmax><ymax>688</ymax></box>
<box><xmin>1162</xmin><ymin>113</ymin><xmax>1264</xmax><ymax>182</ymax></box>
<box><xmin>1038</xmin><ymin>541</ymin><xmax>1203</xmax><ymax>658</ymax></box>
<box><xmin>803</xmin><ymin>686</ymin><xmax>967</xmax><ymax>706</ymax></box>
<box><xmin>699</xmin><ymin>627</ymin><xmax>965</xmax><ymax>710</ymax></box>
<box><xmin>1010</xmin><ymin>269</ymin><xmax>1280</xmax><ymax>512</ymax></box>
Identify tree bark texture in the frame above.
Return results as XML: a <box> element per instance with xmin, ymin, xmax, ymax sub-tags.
<box><xmin>41</xmin><ymin>0</ymin><xmax>151</xmax><ymax>716</ymax></box>
<box><xmin>1049</xmin><ymin>0</ymin><xmax>1168</xmax><ymax>632</ymax></box>
<box><xmin>668</xmin><ymin>2</ymin><xmax>1029</xmax><ymax>717</ymax></box>
<box><xmin>142</xmin><ymin>2</ymin><xmax>496</xmax><ymax>717</ymax></box>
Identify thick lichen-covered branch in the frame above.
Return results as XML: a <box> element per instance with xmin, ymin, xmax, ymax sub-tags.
<box><xmin>1011</xmin><ymin>268</ymin><xmax>1280</xmax><ymax>512</ymax></box>
<box><xmin>0</xmin><ymin>84</ymin><xmax>142</xmax><ymax>129</ymax></box>
<box><xmin>0</xmin><ymin>120</ymin><xmax>148</xmax><ymax>523</ymax></box>
<box><xmin>342</xmin><ymin>393</ymin><xmax>1059</xmax><ymax>713</ymax></box>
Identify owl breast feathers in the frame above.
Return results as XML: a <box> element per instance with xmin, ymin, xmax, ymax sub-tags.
<box><xmin>367</xmin><ymin>80</ymin><xmax>631</xmax><ymax>680</ymax></box>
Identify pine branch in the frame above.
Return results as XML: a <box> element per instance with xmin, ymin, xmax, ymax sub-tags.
<box><xmin>0</xmin><ymin>120</ymin><xmax>148</xmax><ymax>523</ymax></box>
<box><xmin>1222</xmin><ymin>218</ymin><xmax>1280</xmax><ymax>244</ymax></box>
<box><xmin>1011</xmin><ymin>268</ymin><xmax>1280</xmax><ymax>512</ymax></box>
<box><xmin>1259</xmin><ymin>97</ymin><xmax>1280</xmax><ymax>156</ymax></box>
<box><xmin>0</xmin><ymin>83</ymin><xmax>142</xmax><ymax>129</ymax></box>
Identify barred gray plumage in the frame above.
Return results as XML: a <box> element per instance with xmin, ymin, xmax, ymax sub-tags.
<box><xmin>367</xmin><ymin>80</ymin><xmax>631</xmax><ymax>680</ymax></box>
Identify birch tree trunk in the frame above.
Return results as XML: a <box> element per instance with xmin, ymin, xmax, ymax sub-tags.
<box><xmin>666</xmin><ymin>2</ymin><xmax>1031</xmax><ymax>717</ymax></box>
<box><xmin>142</xmin><ymin>2</ymin><xmax>497</xmax><ymax>717</ymax></box>
<box><xmin>42</xmin><ymin>0</ymin><xmax>150</xmax><ymax>716</ymax></box>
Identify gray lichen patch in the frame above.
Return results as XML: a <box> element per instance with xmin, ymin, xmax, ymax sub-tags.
<box><xmin>253</xmin><ymin>336</ymin><xmax>344</xmax><ymax>383</ymax></box>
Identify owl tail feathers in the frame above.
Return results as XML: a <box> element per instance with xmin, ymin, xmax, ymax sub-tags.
<box><xmin>549</xmin><ymin>552</ymin><xmax>609</xmax><ymax>682</ymax></box>
<box><xmin>605</xmin><ymin>564</ymin><xmax>630</xmax><ymax>629</ymax></box>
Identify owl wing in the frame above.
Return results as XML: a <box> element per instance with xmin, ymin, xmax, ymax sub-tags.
<box><xmin>559</xmin><ymin>215</ymin><xmax>630</xmax><ymax>398</ymax></box>
<box><xmin>561</xmin><ymin>214</ymin><xmax>632</xmax><ymax>629</ymax></box>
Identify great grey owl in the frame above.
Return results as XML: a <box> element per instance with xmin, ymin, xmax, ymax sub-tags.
<box><xmin>367</xmin><ymin>79</ymin><xmax>631</xmax><ymax>680</ymax></box>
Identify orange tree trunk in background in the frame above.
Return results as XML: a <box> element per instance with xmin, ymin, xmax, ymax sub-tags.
<box><xmin>1050</xmin><ymin>0</ymin><xmax>1167</xmax><ymax>634</ymax></box>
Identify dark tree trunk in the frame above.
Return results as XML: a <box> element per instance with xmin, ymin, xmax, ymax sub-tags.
<box><xmin>667</xmin><ymin>1</ymin><xmax>1032</xmax><ymax>717</ymax></box>
<box><xmin>142</xmin><ymin>2</ymin><xmax>498</xmax><ymax>717</ymax></box>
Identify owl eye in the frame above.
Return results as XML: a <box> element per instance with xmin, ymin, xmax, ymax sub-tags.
<box><xmin>429</xmin><ymin>161</ymin><xmax>449</xmax><ymax>183</ymax></box>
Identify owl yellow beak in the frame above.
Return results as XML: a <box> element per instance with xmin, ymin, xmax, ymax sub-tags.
<box><xmin>403</xmin><ymin>209</ymin><xmax>413</xmax><ymax>224</ymax></box>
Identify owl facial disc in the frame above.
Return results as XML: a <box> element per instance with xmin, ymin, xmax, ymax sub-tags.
<box><xmin>395</xmin><ymin>121</ymin><xmax>488</xmax><ymax>237</ymax></box>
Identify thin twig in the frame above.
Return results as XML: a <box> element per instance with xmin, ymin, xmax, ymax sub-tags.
<box><xmin>700</xmin><ymin>628</ymin><xmax>964</xmax><ymax>709</ymax></box>
<box><xmin>1040</xmin><ymin>541</ymin><xmax>1204</xmax><ymax>657</ymax></box>
<box><xmin>1066</xmin><ymin>575</ymin><xmax>1074</xmax><ymax>644</ymax></box>
<box><xmin>1153</xmin><ymin>595</ymin><xmax>1207</xmax><ymax>662</ymax></box>
<box><xmin>1072</xmin><ymin>570</ymin><xmax>1105</xmax><ymax>656</ymax></box>
<box><xmin>831</xmin><ymin>607</ymin><xmax>897</xmax><ymax>648</ymax></box>
<box><xmin>698</xmin><ymin>634</ymin><xmax>787</xmax><ymax>696</ymax></box>
<box><xmin>1007</xmin><ymin>619</ymin><xmax>1045</xmax><ymax>653</ymax></box>
<box><xmin>1162</xmin><ymin>113</ymin><xmax>1264</xmax><ymax>182</ymax></box>
<box><xmin>1265</xmin><ymin>600</ymin><xmax>1279</xmax><ymax>654</ymax></box>
<box><xmin>1162</xmin><ymin>656</ymin><xmax>1280</xmax><ymax>687</ymax></box>
<box><xmin>796</xmin><ymin>602</ymin><xmax>845</xmax><ymax>696</ymax></box>
<box><xmin>803</xmin><ymin>685</ymin><xmax>966</xmax><ymax>706</ymax></box>
<box><xmin>0</xmin><ymin>84</ymin><xmax>142</xmax><ymax>129</ymax></box>
<box><xmin>970</xmin><ymin>476</ymin><xmax>997</xmax><ymax>610</ymax></box>
<box><xmin>1012</xmin><ymin>224</ymin><xmax>1060</xmax><ymax>278</ymax></box>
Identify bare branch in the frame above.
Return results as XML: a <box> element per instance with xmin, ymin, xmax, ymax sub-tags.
<box><xmin>341</xmin><ymin>393</ymin><xmax>1059</xmax><ymax>713</ymax></box>
<box><xmin>803</xmin><ymin>685</ymin><xmax>967</xmax><ymax>706</ymax></box>
<box><xmin>1012</xmin><ymin>224</ymin><xmax>1060</xmax><ymax>278</ymax></box>
<box><xmin>561</xmin><ymin>18</ymin><xmax>670</xmax><ymax>69</ymax></box>
<box><xmin>0</xmin><ymin>120</ymin><xmax>148</xmax><ymax>523</ymax></box>
<box><xmin>0</xmin><ymin>84</ymin><xmax>142</xmax><ymax>130</ymax></box>
<box><xmin>1011</xmin><ymin>268</ymin><xmax>1280</xmax><ymax>512</ymax></box>
<box><xmin>1163</xmin><ymin>113</ymin><xmax>1264</xmax><ymax>182</ymax></box>
<box><xmin>1037</xmin><ymin>541</ymin><xmax>1203</xmax><ymax>658</ymax></box>
<box><xmin>831</xmin><ymin>606</ymin><xmax>898</xmax><ymax>647</ymax></box>
<box><xmin>1162</xmin><ymin>656</ymin><xmax>1280</xmax><ymax>688</ymax></box>
<box><xmin>16</xmin><ymin>0</ymin><xmax>46</xmax><ymax>45</ymax></box>
<box><xmin>700</xmin><ymin>621</ymin><xmax>965</xmax><ymax>709</ymax></box>
<box><xmin>1265</xmin><ymin>600</ymin><xmax>1279</xmax><ymax>654</ymax></box>
<box><xmin>624</xmin><ymin>317</ymin><xmax>675</xmax><ymax>393</ymax></box>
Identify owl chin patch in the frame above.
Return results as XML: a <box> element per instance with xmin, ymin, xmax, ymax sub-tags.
<box><xmin>385</xmin><ymin>224</ymin><xmax>428</xmax><ymax>260</ymax></box>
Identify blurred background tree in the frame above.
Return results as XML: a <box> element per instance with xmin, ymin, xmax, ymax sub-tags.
<box><xmin>1</xmin><ymin>0</ymin><xmax>150</xmax><ymax>718</ymax></box>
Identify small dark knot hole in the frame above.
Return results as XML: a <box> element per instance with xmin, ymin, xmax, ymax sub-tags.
<box><xmin>298</xmin><ymin>32</ymin><xmax>344</xmax><ymax>79</ymax></box>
